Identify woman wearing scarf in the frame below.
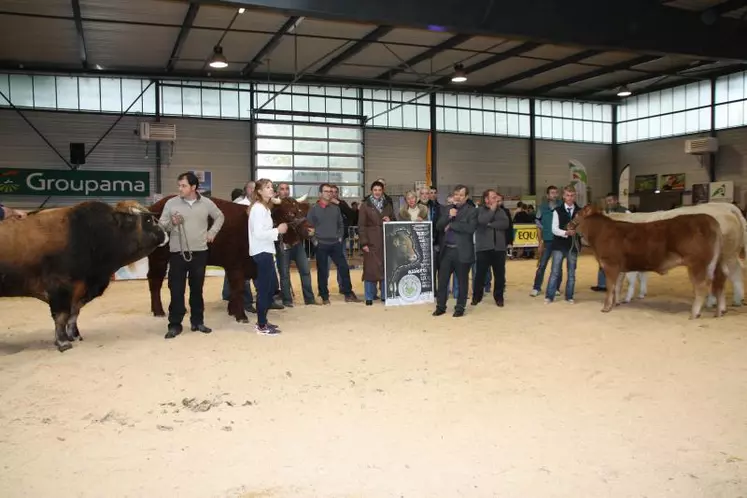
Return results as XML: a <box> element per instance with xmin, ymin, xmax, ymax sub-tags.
<box><xmin>398</xmin><ymin>190</ymin><xmax>428</xmax><ymax>221</ymax></box>
<box><xmin>358</xmin><ymin>180</ymin><xmax>395</xmax><ymax>305</ymax></box>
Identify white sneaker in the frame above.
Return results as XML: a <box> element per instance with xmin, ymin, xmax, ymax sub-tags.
<box><xmin>566</xmin><ymin>299</ymin><xmax>575</xmax><ymax>304</ymax></box>
<box><xmin>555</xmin><ymin>290</ymin><xmax>561</xmax><ymax>297</ymax></box>
<box><xmin>544</xmin><ymin>298</ymin><xmax>552</xmax><ymax>304</ymax></box>
<box><xmin>530</xmin><ymin>289</ymin><xmax>539</xmax><ymax>297</ymax></box>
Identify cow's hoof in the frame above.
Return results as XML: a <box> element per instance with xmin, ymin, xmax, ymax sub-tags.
<box><xmin>601</xmin><ymin>307</ymin><xmax>612</xmax><ymax>313</ymax></box>
<box><xmin>689</xmin><ymin>313</ymin><xmax>701</xmax><ymax>320</ymax></box>
<box><xmin>56</xmin><ymin>341</ymin><xmax>73</xmax><ymax>352</ymax></box>
<box><xmin>235</xmin><ymin>316</ymin><xmax>249</xmax><ymax>324</ymax></box>
<box><xmin>152</xmin><ymin>310</ymin><xmax>165</xmax><ymax>317</ymax></box>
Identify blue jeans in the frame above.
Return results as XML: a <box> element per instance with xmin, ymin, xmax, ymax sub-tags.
<box><xmin>252</xmin><ymin>252</ymin><xmax>275</xmax><ymax>326</ymax></box>
<box><xmin>364</xmin><ymin>281</ymin><xmax>385</xmax><ymax>301</ymax></box>
<box><xmin>278</xmin><ymin>243</ymin><xmax>315</xmax><ymax>304</ymax></box>
<box><xmin>222</xmin><ymin>274</ymin><xmax>254</xmax><ymax>305</ymax></box>
<box><xmin>597</xmin><ymin>267</ymin><xmax>606</xmax><ymax>288</ymax></box>
<box><xmin>546</xmin><ymin>249</ymin><xmax>578</xmax><ymax>301</ymax></box>
<box><xmin>533</xmin><ymin>242</ymin><xmax>562</xmax><ymax>292</ymax></box>
<box><xmin>316</xmin><ymin>242</ymin><xmax>353</xmax><ymax>299</ymax></box>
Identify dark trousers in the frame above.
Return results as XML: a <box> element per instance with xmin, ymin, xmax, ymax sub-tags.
<box><xmin>168</xmin><ymin>250</ymin><xmax>208</xmax><ymax>327</ymax></box>
<box><xmin>315</xmin><ymin>242</ymin><xmax>353</xmax><ymax>299</ymax></box>
<box><xmin>252</xmin><ymin>252</ymin><xmax>275</xmax><ymax>327</ymax></box>
<box><xmin>436</xmin><ymin>247</ymin><xmax>469</xmax><ymax>312</ymax></box>
<box><xmin>277</xmin><ymin>242</ymin><xmax>315</xmax><ymax>304</ymax></box>
<box><xmin>473</xmin><ymin>249</ymin><xmax>506</xmax><ymax>303</ymax></box>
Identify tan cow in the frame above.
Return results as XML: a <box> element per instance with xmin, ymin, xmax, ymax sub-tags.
<box><xmin>607</xmin><ymin>202</ymin><xmax>746</xmax><ymax>306</ymax></box>
<box><xmin>569</xmin><ymin>205</ymin><xmax>727</xmax><ymax>319</ymax></box>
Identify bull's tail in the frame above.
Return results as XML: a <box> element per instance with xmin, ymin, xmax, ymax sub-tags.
<box><xmin>707</xmin><ymin>230</ymin><xmax>723</xmax><ymax>281</ymax></box>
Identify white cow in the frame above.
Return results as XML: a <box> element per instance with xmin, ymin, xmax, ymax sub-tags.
<box><xmin>607</xmin><ymin>202</ymin><xmax>746</xmax><ymax>306</ymax></box>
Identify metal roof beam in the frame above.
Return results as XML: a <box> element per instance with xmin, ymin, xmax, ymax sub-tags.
<box><xmin>70</xmin><ymin>0</ymin><xmax>88</xmax><ymax>69</ymax></box>
<box><xmin>530</xmin><ymin>55</ymin><xmax>661</xmax><ymax>94</ymax></box>
<box><xmin>315</xmin><ymin>25</ymin><xmax>393</xmax><ymax>75</ymax></box>
<box><xmin>197</xmin><ymin>0</ymin><xmax>747</xmax><ymax>62</ymax></box>
<box><xmin>708</xmin><ymin>0</ymin><xmax>747</xmax><ymax>16</ymax></box>
<box><xmin>242</xmin><ymin>16</ymin><xmax>301</xmax><ymax>76</ymax></box>
<box><xmin>166</xmin><ymin>3</ymin><xmax>200</xmax><ymax>72</ymax></box>
<box><xmin>433</xmin><ymin>41</ymin><xmax>541</xmax><ymax>86</ymax></box>
<box><xmin>481</xmin><ymin>49</ymin><xmax>601</xmax><ymax>92</ymax></box>
<box><xmin>376</xmin><ymin>34</ymin><xmax>472</xmax><ymax>80</ymax></box>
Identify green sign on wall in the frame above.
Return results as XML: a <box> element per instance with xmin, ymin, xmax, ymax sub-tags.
<box><xmin>0</xmin><ymin>168</ymin><xmax>150</xmax><ymax>196</ymax></box>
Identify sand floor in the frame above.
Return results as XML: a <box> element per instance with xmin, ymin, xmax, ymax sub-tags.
<box><xmin>0</xmin><ymin>255</ymin><xmax>745</xmax><ymax>498</ymax></box>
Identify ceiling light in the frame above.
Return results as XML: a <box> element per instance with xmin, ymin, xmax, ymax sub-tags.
<box><xmin>238</xmin><ymin>7</ymin><xmax>245</xmax><ymax>14</ymax></box>
<box><xmin>208</xmin><ymin>46</ymin><xmax>228</xmax><ymax>69</ymax></box>
<box><xmin>617</xmin><ymin>85</ymin><xmax>632</xmax><ymax>97</ymax></box>
<box><xmin>451</xmin><ymin>64</ymin><xmax>467</xmax><ymax>83</ymax></box>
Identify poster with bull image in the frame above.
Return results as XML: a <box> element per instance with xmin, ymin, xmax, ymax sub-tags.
<box><xmin>383</xmin><ymin>221</ymin><xmax>434</xmax><ymax>306</ymax></box>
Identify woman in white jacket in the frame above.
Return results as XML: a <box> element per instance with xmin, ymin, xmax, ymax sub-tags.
<box><xmin>248</xmin><ymin>179</ymin><xmax>288</xmax><ymax>334</ymax></box>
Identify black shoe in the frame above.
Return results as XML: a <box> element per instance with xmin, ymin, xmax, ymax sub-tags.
<box><xmin>322</xmin><ymin>299</ymin><xmax>331</xmax><ymax>305</ymax></box>
<box><xmin>432</xmin><ymin>308</ymin><xmax>446</xmax><ymax>316</ymax></box>
<box><xmin>470</xmin><ymin>299</ymin><xmax>480</xmax><ymax>306</ymax></box>
<box><xmin>366</xmin><ymin>300</ymin><xmax>373</xmax><ymax>306</ymax></box>
<box><xmin>268</xmin><ymin>301</ymin><xmax>285</xmax><ymax>310</ymax></box>
<box><xmin>165</xmin><ymin>324</ymin><xmax>183</xmax><ymax>339</ymax></box>
<box><xmin>495</xmin><ymin>298</ymin><xmax>504</xmax><ymax>307</ymax></box>
<box><xmin>453</xmin><ymin>309</ymin><xmax>465</xmax><ymax>317</ymax></box>
<box><xmin>345</xmin><ymin>293</ymin><xmax>361</xmax><ymax>303</ymax></box>
<box><xmin>245</xmin><ymin>304</ymin><xmax>257</xmax><ymax>313</ymax></box>
<box><xmin>283</xmin><ymin>302</ymin><xmax>294</xmax><ymax>308</ymax></box>
<box><xmin>591</xmin><ymin>286</ymin><xmax>607</xmax><ymax>292</ymax></box>
<box><xmin>191</xmin><ymin>324</ymin><xmax>212</xmax><ymax>334</ymax></box>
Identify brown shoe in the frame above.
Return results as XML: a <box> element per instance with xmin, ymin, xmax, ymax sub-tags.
<box><xmin>322</xmin><ymin>299</ymin><xmax>331</xmax><ymax>305</ymax></box>
<box><xmin>345</xmin><ymin>293</ymin><xmax>361</xmax><ymax>303</ymax></box>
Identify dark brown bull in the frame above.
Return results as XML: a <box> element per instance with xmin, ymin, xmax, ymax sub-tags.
<box><xmin>270</xmin><ymin>194</ymin><xmax>314</xmax><ymax>248</ymax></box>
<box><xmin>0</xmin><ymin>200</ymin><xmax>169</xmax><ymax>352</ymax></box>
<box><xmin>147</xmin><ymin>196</ymin><xmax>257</xmax><ymax>323</ymax></box>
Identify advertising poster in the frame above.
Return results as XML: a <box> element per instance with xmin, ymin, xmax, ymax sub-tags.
<box><xmin>618</xmin><ymin>164</ymin><xmax>630</xmax><ymax>208</ymax></box>
<box><xmin>384</xmin><ymin>221</ymin><xmax>434</xmax><ymax>306</ymax></box>
<box><xmin>190</xmin><ymin>170</ymin><xmax>213</xmax><ymax>197</ymax></box>
<box><xmin>660</xmin><ymin>173</ymin><xmax>686</xmax><ymax>190</ymax></box>
<box><xmin>692</xmin><ymin>183</ymin><xmax>709</xmax><ymax>204</ymax></box>
<box><xmin>512</xmin><ymin>224</ymin><xmax>540</xmax><ymax>248</ymax></box>
<box><xmin>569</xmin><ymin>159</ymin><xmax>588</xmax><ymax>207</ymax></box>
<box><xmin>634</xmin><ymin>174</ymin><xmax>658</xmax><ymax>193</ymax></box>
<box><xmin>709</xmin><ymin>181</ymin><xmax>734</xmax><ymax>203</ymax></box>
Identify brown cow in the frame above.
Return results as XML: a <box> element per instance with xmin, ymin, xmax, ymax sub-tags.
<box><xmin>270</xmin><ymin>195</ymin><xmax>313</xmax><ymax>248</ymax></box>
<box><xmin>0</xmin><ymin>200</ymin><xmax>169</xmax><ymax>351</ymax></box>
<box><xmin>147</xmin><ymin>196</ymin><xmax>256</xmax><ymax>323</ymax></box>
<box><xmin>569</xmin><ymin>204</ymin><xmax>727</xmax><ymax>319</ymax></box>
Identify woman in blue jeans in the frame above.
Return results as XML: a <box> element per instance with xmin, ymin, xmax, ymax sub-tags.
<box><xmin>248</xmin><ymin>179</ymin><xmax>288</xmax><ymax>334</ymax></box>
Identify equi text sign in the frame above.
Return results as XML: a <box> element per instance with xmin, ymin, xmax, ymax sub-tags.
<box><xmin>0</xmin><ymin>168</ymin><xmax>150</xmax><ymax>196</ymax></box>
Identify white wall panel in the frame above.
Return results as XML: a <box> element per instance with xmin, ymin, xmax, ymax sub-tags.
<box><xmin>364</xmin><ymin>128</ymin><xmax>429</xmax><ymax>197</ymax></box>
<box><xmin>0</xmin><ymin>109</ymin><xmax>154</xmax><ymax>208</ymax></box>
<box><xmin>437</xmin><ymin>133</ymin><xmax>529</xmax><ymax>199</ymax></box>
<box><xmin>715</xmin><ymin>127</ymin><xmax>747</xmax><ymax>206</ymax></box>
<box><xmin>619</xmin><ymin>133</ymin><xmax>711</xmax><ymax>191</ymax></box>
<box><xmin>162</xmin><ymin>118</ymin><xmax>251</xmax><ymax>200</ymax></box>
<box><xmin>536</xmin><ymin>140</ymin><xmax>612</xmax><ymax>202</ymax></box>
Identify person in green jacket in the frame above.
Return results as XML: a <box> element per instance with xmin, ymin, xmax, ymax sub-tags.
<box><xmin>530</xmin><ymin>185</ymin><xmax>562</xmax><ymax>297</ymax></box>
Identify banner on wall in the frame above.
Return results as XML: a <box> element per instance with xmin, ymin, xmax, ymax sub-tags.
<box><xmin>512</xmin><ymin>224</ymin><xmax>540</xmax><ymax>248</ymax></box>
<box><xmin>692</xmin><ymin>183</ymin><xmax>709</xmax><ymax>204</ymax></box>
<box><xmin>189</xmin><ymin>170</ymin><xmax>213</xmax><ymax>197</ymax></box>
<box><xmin>709</xmin><ymin>181</ymin><xmax>734</xmax><ymax>203</ymax></box>
<box><xmin>384</xmin><ymin>221</ymin><xmax>434</xmax><ymax>306</ymax></box>
<box><xmin>618</xmin><ymin>164</ymin><xmax>630</xmax><ymax>208</ymax></box>
<box><xmin>425</xmin><ymin>133</ymin><xmax>432</xmax><ymax>187</ymax></box>
<box><xmin>568</xmin><ymin>159</ymin><xmax>588</xmax><ymax>206</ymax></box>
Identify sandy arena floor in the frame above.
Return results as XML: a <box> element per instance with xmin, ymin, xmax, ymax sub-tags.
<box><xmin>0</xmin><ymin>255</ymin><xmax>745</xmax><ymax>498</ymax></box>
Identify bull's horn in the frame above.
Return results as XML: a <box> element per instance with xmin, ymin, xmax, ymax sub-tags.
<box><xmin>297</xmin><ymin>193</ymin><xmax>308</xmax><ymax>202</ymax></box>
<box><xmin>271</xmin><ymin>197</ymin><xmax>282</xmax><ymax>205</ymax></box>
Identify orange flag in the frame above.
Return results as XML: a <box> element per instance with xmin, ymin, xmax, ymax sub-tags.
<box><xmin>425</xmin><ymin>132</ymin><xmax>432</xmax><ymax>186</ymax></box>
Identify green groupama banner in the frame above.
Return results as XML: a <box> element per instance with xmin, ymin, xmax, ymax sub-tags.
<box><xmin>0</xmin><ymin>168</ymin><xmax>150</xmax><ymax>196</ymax></box>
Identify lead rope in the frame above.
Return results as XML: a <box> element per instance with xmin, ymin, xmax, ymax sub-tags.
<box><xmin>175</xmin><ymin>214</ymin><xmax>193</xmax><ymax>262</ymax></box>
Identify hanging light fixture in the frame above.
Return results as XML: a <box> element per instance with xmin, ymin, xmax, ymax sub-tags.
<box><xmin>451</xmin><ymin>63</ymin><xmax>467</xmax><ymax>83</ymax></box>
<box><xmin>616</xmin><ymin>85</ymin><xmax>632</xmax><ymax>97</ymax></box>
<box><xmin>208</xmin><ymin>45</ymin><xmax>228</xmax><ymax>69</ymax></box>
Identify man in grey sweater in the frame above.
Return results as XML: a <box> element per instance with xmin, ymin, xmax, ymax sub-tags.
<box><xmin>472</xmin><ymin>189</ymin><xmax>510</xmax><ymax>307</ymax></box>
<box><xmin>158</xmin><ymin>172</ymin><xmax>225</xmax><ymax>339</ymax></box>
<box><xmin>308</xmin><ymin>183</ymin><xmax>360</xmax><ymax>304</ymax></box>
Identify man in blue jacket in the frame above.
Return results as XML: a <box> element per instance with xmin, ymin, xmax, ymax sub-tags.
<box><xmin>530</xmin><ymin>185</ymin><xmax>562</xmax><ymax>297</ymax></box>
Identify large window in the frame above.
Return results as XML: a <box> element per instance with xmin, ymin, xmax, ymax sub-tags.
<box><xmin>617</xmin><ymin>80</ymin><xmax>712</xmax><ymax>143</ymax></box>
<box><xmin>159</xmin><ymin>81</ymin><xmax>252</xmax><ymax>120</ymax></box>
<box><xmin>435</xmin><ymin>93</ymin><xmax>531</xmax><ymax>138</ymax></box>
<box><xmin>535</xmin><ymin>100</ymin><xmax>612</xmax><ymax>143</ymax></box>
<box><xmin>362</xmin><ymin>88</ymin><xmax>430</xmax><ymax>130</ymax></box>
<box><xmin>714</xmin><ymin>70</ymin><xmax>747</xmax><ymax>130</ymax></box>
<box><xmin>254</xmin><ymin>83</ymin><xmax>360</xmax><ymax>125</ymax></box>
<box><xmin>254</xmin><ymin>121</ymin><xmax>364</xmax><ymax>199</ymax></box>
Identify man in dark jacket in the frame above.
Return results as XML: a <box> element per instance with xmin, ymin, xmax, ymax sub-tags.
<box><xmin>433</xmin><ymin>184</ymin><xmax>477</xmax><ymax>318</ymax></box>
<box><xmin>472</xmin><ymin>189</ymin><xmax>511</xmax><ymax>307</ymax></box>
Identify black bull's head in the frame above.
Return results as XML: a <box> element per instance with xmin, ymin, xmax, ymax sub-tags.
<box><xmin>270</xmin><ymin>195</ymin><xmax>313</xmax><ymax>247</ymax></box>
<box><xmin>391</xmin><ymin>230</ymin><xmax>418</xmax><ymax>265</ymax></box>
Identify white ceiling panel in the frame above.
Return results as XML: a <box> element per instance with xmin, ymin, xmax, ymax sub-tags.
<box><xmin>341</xmin><ymin>43</ymin><xmax>429</xmax><ymax>74</ymax></box>
<box><xmin>254</xmin><ymin>36</ymin><xmax>350</xmax><ymax>74</ymax></box>
<box><xmin>582</xmin><ymin>51</ymin><xmax>641</xmax><ymax>67</ymax></box>
<box><xmin>503</xmin><ymin>64</ymin><xmax>602</xmax><ymax>90</ymax></box>
<box><xmin>456</xmin><ymin>36</ymin><xmax>513</xmax><ymax>52</ymax></box>
<box><xmin>454</xmin><ymin>56</ymin><xmax>553</xmax><ymax>86</ymax></box>
<box><xmin>295</xmin><ymin>18</ymin><xmax>377</xmax><ymax>40</ymax></box>
<box><xmin>562</xmin><ymin>70</ymin><xmax>641</xmax><ymax>93</ymax></box>
<box><xmin>0</xmin><ymin>17</ymin><xmax>79</xmax><ymax>66</ymax></box>
<box><xmin>79</xmin><ymin>0</ymin><xmax>187</xmax><ymax>25</ymax></box>
<box><xmin>193</xmin><ymin>4</ymin><xmax>288</xmax><ymax>32</ymax></box>
<box><xmin>325</xmin><ymin>64</ymin><xmax>394</xmax><ymax>79</ymax></box>
<box><xmin>380</xmin><ymin>28</ymin><xmax>453</xmax><ymax>46</ymax></box>
<box><xmin>0</xmin><ymin>0</ymin><xmax>73</xmax><ymax>17</ymax></box>
<box><xmin>522</xmin><ymin>44</ymin><xmax>584</xmax><ymax>61</ymax></box>
<box><xmin>633</xmin><ymin>55</ymin><xmax>701</xmax><ymax>72</ymax></box>
<box><xmin>181</xmin><ymin>29</ymin><xmax>273</xmax><ymax>65</ymax></box>
<box><xmin>85</xmin><ymin>22</ymin><xmax>179</xmax><ymax>68</ymax></box>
